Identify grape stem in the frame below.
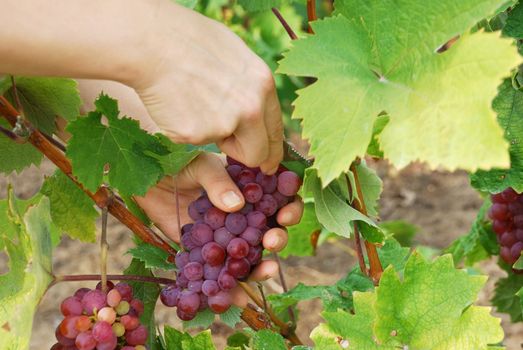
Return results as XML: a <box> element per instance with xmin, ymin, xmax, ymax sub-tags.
<box><xmin>306</xmin><ymin>0</ymin><xmax>317</xmax><ymax>34</ymax></box>
<box><xmin>0</xmin><ymin>123</ymin><xmax>23</xmax><ymax>142</ymax></box>
<box><xmin>100</xmin><ymin>193</ymin><xmax>112</xmax><ymax>293</ymax></box>
<box><xmin>0</xmin><ymin>96</ymin><xmax>300</xmax><ymax>343</ymax></box>
<box><xmin>271</xmin><ymin>8</ymin><xmax>298</xmax><ymax>40</ymax></box>
<box><xmin>349</xmin><ymin>161</ymin><xmax>384</xmax><ymax>283</ymax></box>
<box><xmin>52</xmin><ymin>274</ymin><xmax>176</xmax><ymax>286</ymax></box>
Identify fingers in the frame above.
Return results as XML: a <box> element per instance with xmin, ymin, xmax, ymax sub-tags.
<box><xmin>262</xmin><ymin>227</ymin><xmax>288</xmax><ymax>252</ymax></box>
<box><xmin>259</xmin><ymin>82</ymin><xmax>284</xmax><ymax>174</ymax></box>
<box><xmin>249</xmin><ymin>260</ymin><xmax>279</xmax><ymax>281</ymax></box>
<box><xmin>177</xmin><ymin>153</ymin><xmax>245</xmax><ymax>212</ymax></box>
<box><xmin>276</xmin><ymin>197</ymin><xmax>304</xmax><ymax>226</ymax></box>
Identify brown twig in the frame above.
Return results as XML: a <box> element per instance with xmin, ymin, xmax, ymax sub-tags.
<box><xmin>306</xmin><ymin>0</ymin><xmax>317</xmax><ymax>34</ymax></box>
<box><xmin>241</xmin><ymin>304</ymin><xmax>272</xmax><ymax>331</ymax></box>
<box><xmin>271</xmin><ymin>8</ymin><xmax>298</xmax><ymax>40</ymax></box>
<box><xmin>0</xmin><ymin>96</ymin><xmax>177</xmax><ymax>258</ymax></box>
<box><xmin>345</xmin><ymin>174</ymin><xmax>368</xmax><ymax>276</ymax></box>
<box><xmin>0</xmin><ymin>123</ymin><xmax>24</xmax><ymax>142</ymax></box>
<box><xmin>349</xmin><ymin>162</ymin><xmax>383</xmax><ymax>283</ymax></box>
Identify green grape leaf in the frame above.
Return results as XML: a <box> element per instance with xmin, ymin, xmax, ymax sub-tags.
<box><xmin>252</xmin><ymin>330</ymin><xmax>287</xmax><ymax>350</ymax></box>
<box><xmin>183</xmin><ymin>309</ymin><xmax>215</xmax><ymax>330</ymax></box>
<box><xmin>3</xmin><ymin>77</ymin><xmax>81</xmax><ymax>134</ymax></box>
<box><xmin>367</xmin><ymin>115</ymin><xmax>389</xmax><ymax>158</ymax></box>
<box><xmin>357</xmin><ymin>221</ymin><xmax>385</xmax><ymax>244</ymax></box>
<box><xmin>471</xmin><ymin>79</ymin><xmax>523</xmax><ymax>193</ymax></box>
<box><xmin>354</xmin><ymin>161</ymin><xmax>382</xmax><ymax>218</ymax></box>
<box><xmin>164</xmin><ymin>326</ymin><xmax>192</xmax><ymax>349</ymax></box>
<box><xmin>238</xmin><ymin>0</ymin><xmax>284</xmax><ymax>12</ymax></box>
<box><xmin>514</xmin><ymin>253</ymin><xmax>523</xmax><ymax>269</ymax></box>
<box><xmin>278</xmin><ymin>0</ymin><xmax>519</xmax><ymax>184</ymax></box>
<box><xmin>280</xmin><ymin>203</ymin><xmax>320</xmax><ymax>258</ymax></box>
<box><xmin>124</xmin><ymin>259</ymin><xmax>161</xmax><ymax>350</ymax></box>
<box><xmin>227</xmin><ymin>332</ymin><xmax>250</xmax><ymax>349</ymax></box>
<box><xmin>503</xmin><ymin>1</ymin><xmax>523</xmax><ymax>38</ymax></box>
<box><xmin>304</xmin><ymin>168</ymin><xmax>376</xmax><ymax>237</ymax></box>
<box><xmin>41</xmin><ymin>171</ymin><xmax>98</xmax><ymax>242</ymax></box>
<box><xmin>127</xmin><ymin>241</ymin><xmax>176</xmax><ymax>271</ymax></box>
<box><xmin>491</xmin><ymin>271</ymin><xmax>523</xmax><ymax>322</ymax></box>
<box><xmin>379</xmin><ymin>220</ymin><xmax>419</xmax><ymax>247</ymax></box>
<box><xmin>145</xmin><ymin>134</ymin><xmax>201</xmax><ymax>176</ymax></box>
<box><xmin>376</xmin><ymin>238</ymin><xmax>411</xmax><ymax>271</ymax></box>
<box><xmin>0</xmin><ymin>194</ymin><xmax>54</xmax><ymax>350</ymax></box>
<box><xmin>0</xmin><ymin>119</ymin><xmax>42</xmax><ymax>174</ymax></box>
<box><xmin>163</xmin><ymin>326</ymin><xmax>217</xmax><ymax>350</ymax></box>
<box><xmin>446</xmin><ymin>200</ymin><xmax>498</xmax><ymax>265</ymax></box>
<box><xmin>66</xmin><ymin>94</ymin><xmax>166</xmax><ymax>196</ymax></box>
<box><xmin>219</xmin><ymin>305</ymin><xmax>243</xmax><ymax>328</ymax></box>
<box><xmin>311</xmin><ymin>253</ymin><xmax>503</xmax><ymax>350</ymax></box>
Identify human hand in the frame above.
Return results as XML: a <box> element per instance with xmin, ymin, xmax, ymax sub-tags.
<box><xmin>131</xmin><ymin>1</ymin><xmax>284</xmax><ymax>174</ymax></box>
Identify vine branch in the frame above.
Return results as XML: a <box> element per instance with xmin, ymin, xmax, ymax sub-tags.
<box><xmin>306</xmin><ymin>0</ymin><xmax>317</xmax><ymax>33</ymax></box>
<box><xmin>271</xmin><ymin>8</ymin><xmax>298</xmax><ymax>40</ymax></box>
<box><xmin>0</xmin><ymin>96</ymin><xmax>299</xmax><ymax>343</ymax></box>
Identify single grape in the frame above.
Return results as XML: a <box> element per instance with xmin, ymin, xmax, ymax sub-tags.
<box><xmin>227</xmin><ymin>164</ymin><xmax>242</xmax><ymax>179</ymax></box>
<box><xmin>204</xmin><ymin>207</ymin><xmax>227</xmax><ymax>229</ymax></box>
<box><xmin>247</xmin><ymin>245</ymin><xmax>263</xmax><ymax>266</ymax></box>
<box><xmin>182</xmin><ymin>223</ymin><xmax>193</xmax><ymax>234</ymax></box>
<box><xmin>176</xmin><ymin>308</ymin><xmax>196</xmax><ymax>321</ymax></box>
<box><xmin>59</xmin><ymin>316</ymin><xmax>80</xmax><ymax>339</ymax></box>
<box><xmin>194</xmin><ymin>195</ymin><xmax>213</xmax><ymax>213</ymax></box>
<box><xmin>106</xmin><ymin>289</ymin><xmax>122</xmax><ymax>308</ymax></box>
<box><xmin>160</xmin><ymin>284</ymin><xmax>180</xmax><ymax>307</ymax></box>
<box><xmin>277</xmin><ymin>171</ymin><xmax>301</xmax><ymax>196</ymax></box>
<box><xmin>121</xmin><ymin>315</ymin><xmax>140</xmax><ymax>331</ymax></box>
<box><xmin>81</xmin><ymin>289</ymin><xmax>107</xmax><ymax>314</ymax></box>
<box><xmin>237</xmin><ymin>169</ymin><xmax>256</xmax><ymax>188</ymax></box>
<box><xmin>246</xmin><ymin>211</ymin><xmax>267</xmax><ymax>229</ymax></box>
<box><xmin>184</xmin><ymin>262</ymin><xmax>204</xmax><ymax>281</ymax></box>
<box><xmin>502</xmin><ymin>188</ymin><xmax>519</xmax><ymax>202</ymax></box>
<box><xmin>61</xmin><ymin>296</ymin><xmax>83</xmax><ymax>316</ymax></box>
<box><xmin>175</xmin><ymin>251</ymin><xmax>190</xmax><ymax>270</ymax></box>
<box><xmin>202</xmin><ymin>242</ymin><xmax>226</xmax><ymax>266</ymax></box>
<box><xmin>135</xmin><ymin>346</ymin><xmax>147</xmax><ymax>350</ymax></box>
<box><xmin>203</xmin><ymin>263</ymin><xmax>223</xmax><ymax>280</ymax></box>
<box><xmin>93</xmin><ymin>334</ymin><xmax>117</xmax><ymax>350</ymax></box>
<box><xmin>489</xmin><ymin>203</ymin><xmax>509</xmax><ymax>221</ymax></box>
<box><xmin>214</xmin><ymin>227</ymin><xmax>234</xmax><ymax>248</ymax></box>
<box><xmin>176</xmin><ymin>271</ymin><xmax>189</xmax><ymax>289</ymax></box>
<box><xmin>208</xmin><ymin>291</ymin><xmax>232</xmax><ymax>314</ymax></box>
<box><xmin>115</xmin><ymin>301</ymin><xmax>130</xmax><ymax>315</ymax></box>
<box><xmin>181</xmin><ymin>232</ymin><xmax>198</xmax><ymax>250</ymax></box>
<box><xmin>97</xmin><ymin>307</ymin><xmax>116</xmax><ymax>324</ymax></box>
<box><xmin>188</xmin><ymin>279</ymin><xmax>203</xmax><ymax>293</ymax></box>
<box><xmin>189</xmin><ymin>247</ymin><xmax>205</xmax><ymax>264</ymax></box>
<box><xmin>256</xmin><ymin>172</ymin><xmax>277</xmax><ymax>194</ymax></box>
<box><xmin>114</xmin><ymin>283</ymin><xmax>133</xmax><ymax>302</ymax></box>
<box><xmin>202</xmin><ymin>280</ymin><xmax>220</xmax><ymax>296</ymax></box>
<box><xmin>240</xmin><ymin>227</ymin><xmax>262</xmax><ymax>246</ymax></box>
<box><xmin>510</xmin><ymin>241</ymin><xmax>523</xmax><ymax>261</ymax></box>
<box><xmin>225</xmin><ymin>213</ymin><xmax>247</xmax><ymax>235</ymax></box>
<box><xmin>92</xmin><ymin>321</ymin><xmax>114</xmax><ymax>343</ymax></box>
<box><xmin>191</xmin><ymin>223</ymin><xmax>214</xmax><ymax>246</ymax></box>
<box><xmin>56</xmin><ymin>326</ymin><xmax>76</xmax><ymax>346</ymax></box>
<box><xmin>242</xmin><ymin>182</ymin><xmax>263</xmax><ymax>203</ymax></box>
<box><xmin>492</xmin><ymin>220</ymin><xmax>509</xmax><ymax>235</ymax></box>
<box><xmin>177</xmin><ymin>291</ymin><xmax>201</xmax><ymax>314</ymax></box>
<box><xmin>272</xmin><ymin>191</ymin><xmax>289</xmax><ymax>209</ymax></box>
<box><xmin>217</xmin><ymin>270</ymin><xmax>237</xmax><ymax>290</ymax></box>
<box><xmin>226</xmin><ymin>258</ymin><xmax>251</xmax><ymax>279</ymax></box>
<box><xmin>255</xmin><ymin>194</ymin><xmax>278</xmax><ymax>216</ymax></box>
<box><xmin>75</xmin><ymin>315</ymin><xmax>92</xmax><ymax>332</ymax></box>
<box><xmin>112</xmin><ymin>322</ymin><xmax>125</xmax><ymax>337</ymax></box>
<box><xmin>130</xmin><ymin>299</ymin><xmax>144</xmax><ymax>316</ymax></box>
<box><xmin>74</xmin><ymin>288</ymin><xmax>91</xmax><ymax>300</ymax></box>
<box><xmin>188</xmin><ymin>202</ymin><xmax>202</xmax><ymax>221</ymax></box>
<box><xmin>96</xmin><ymin>280</ymin><xmax>115</xmax><ymax>292</ymax></box>
<box><xmin>50</xmin><ymin>343</ymin><xmax>64</xmax><ymax>350</ymax></box>
<box><xmin>500</xmin><ymin>231</ymin><xmax>517</xmax><ymax>247</ymax></box>
<box><xmin>227</xmin><ymin>237</ymin><xmax>250</xmax><ymax>259</ymax></box>
<box><xmin>75</xmin><ymin>331</ymin><xmax>96</xmax><ymax>350</ymax></box>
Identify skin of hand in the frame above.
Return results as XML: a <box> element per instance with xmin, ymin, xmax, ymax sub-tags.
<box><xmin>76</xmin><ymin>80</ymin><xmax>304</xmax><ymax>307</ymax></box>
<box><xmin>0</xmin><ymin>0</ymin><xmax>284</xmax><ymax>174</ymax></box>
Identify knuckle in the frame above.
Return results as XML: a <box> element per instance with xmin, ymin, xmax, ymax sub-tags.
<box><xmin>241</xmin><ymin>100</ymin><xmax>263</xmax><ymax>123</ymax></box>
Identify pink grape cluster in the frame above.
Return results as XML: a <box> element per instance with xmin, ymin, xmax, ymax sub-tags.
<box><xmin>489</xmin><ymin>187</ymin><xmax>523</xmax><ymax>268</ymax></box>
<box><xmin>51</xmin><ymin>282</ymin><xmax>148</xmax><ymax>350</ymax></box>
<box><xmin>160</xmin><ymin>158</ymin><xmax>301</xmax><ymax>320</ymax></box>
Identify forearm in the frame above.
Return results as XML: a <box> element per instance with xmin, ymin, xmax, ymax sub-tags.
<box><xmin>0</xmin><ymin>0</ymin><xmax>173</xmax><ymax>87</ymax></box>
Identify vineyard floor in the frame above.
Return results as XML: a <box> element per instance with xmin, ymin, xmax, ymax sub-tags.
<box><xmin>1</xmin><ymin>159</ymin><xmax>521</xmax><ymax>349</ymax></box>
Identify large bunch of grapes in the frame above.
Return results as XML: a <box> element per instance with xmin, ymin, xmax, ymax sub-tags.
<box><xmin>160</xmin><ymin>158</ymin><xmax>301</xmax><ymax>320</ymax></box>
<box><xmin>52</xmin><ymin>282</ymin><xmax>147</xmax><ymax>350</ymax></box>
<box><xmin>489</xmin><ymin>187</ymin><xmax>523</xmax><ymax>267</ymax></box>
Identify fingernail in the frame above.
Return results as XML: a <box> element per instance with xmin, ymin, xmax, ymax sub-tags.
<box><xmin>221</xmin><ymin>191</ymin><xmax>242</xmax><ymax>209</ymax></box>
<box><xmin>280</xmin><ymin>212</ymin><xmax>293</xmax><ymax>224</ymax></box>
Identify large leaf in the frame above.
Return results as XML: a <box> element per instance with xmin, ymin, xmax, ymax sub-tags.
<box><xmin>3</xmin><ymin>76</ymin><xmax>81</xmax><ymax>134</ymax></box>
<box><xmin>311</xmin><ymin>253</ymin><xmax>504</xmax><ymax>349</ymax></box>
<box><xmin>491</xmin><ymin>268</ymin><xmax>523</xmax><ymax>322</ymax></box>
<box><xmin>163</xmin><ymin>326</ymin><xmax>217</xmax><ymax>350</ymax></box>
<box><xmin>41</xmin><ymin>171</ymin><xmax>98</xmax><ymax>242</ymax></box>
<box><xmin>278</xmin><ymin>0</ymin><xmax>519</xmax><ymax>184</ymax></box>
<box><xmin>304</xmin><ymin>168</ymin><xmax>376</xmax><ymax>237</ymax></box>
<box><xmin>127</xmin><ymin>240</ymin><xmax>176</xmax><ymax>271</ymax></box>
<box><xmin>0</xmin><ymin>194</ymin><xmax>54</xmax><ymax>350</ymax></box>
<box><xmin>252</xmin><ymin>330</ymin><xmax>287</xmax><ymax>350</ymax></box>
<box><xmin>145</xmin><ymin>134</ymin><xmax>201</xmax><ymax>176</ymax></box>
<box><xmin>471</xmin><ymin>79</ymin><xmax>523</xmax><ymax>193</ymax></box>
<box><xmin>0</xmin><ymin>119</ymin><xmax>42</xmax><ymax>174</ymax></box>
<box><xmin>66</xmin><ymin>94</ymin><xmax>166</xmax><ymax>196</ymax></box>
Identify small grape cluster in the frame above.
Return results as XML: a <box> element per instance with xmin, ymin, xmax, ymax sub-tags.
<box><xmin>489</xmin><ymin>187</ymin><xmax>523</xmax><ymax>267</ymax></box>
<box><xmin>52</xmin><ymin>282</ymin><xmax>147</xmax><ymax>350</ymax></box>
<box><xmin>160</xmin><ymin>158</ymin><xmax>301</xmax><ymax>320</ymax></box>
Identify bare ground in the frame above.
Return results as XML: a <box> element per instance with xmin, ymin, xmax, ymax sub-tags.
<box><xmin>0</xmin><ymin>159</ymin><xmax>521</xmax><ymax>349</ymax></box>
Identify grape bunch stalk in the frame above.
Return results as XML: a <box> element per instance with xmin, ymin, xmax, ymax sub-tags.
<box><xmin>489</xmin><ymin>187</ymin><xmax>523</xmax><ymax>268</ymax></box>
<box><xmin>52</xmin><ymin>282</ymin><xmax>148</xmax><ymax>350</ymax></box>
<box><xmin>160</xmin><ymin>157</ymin><xmax>301</xmax><ymax>320</ymax></box>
